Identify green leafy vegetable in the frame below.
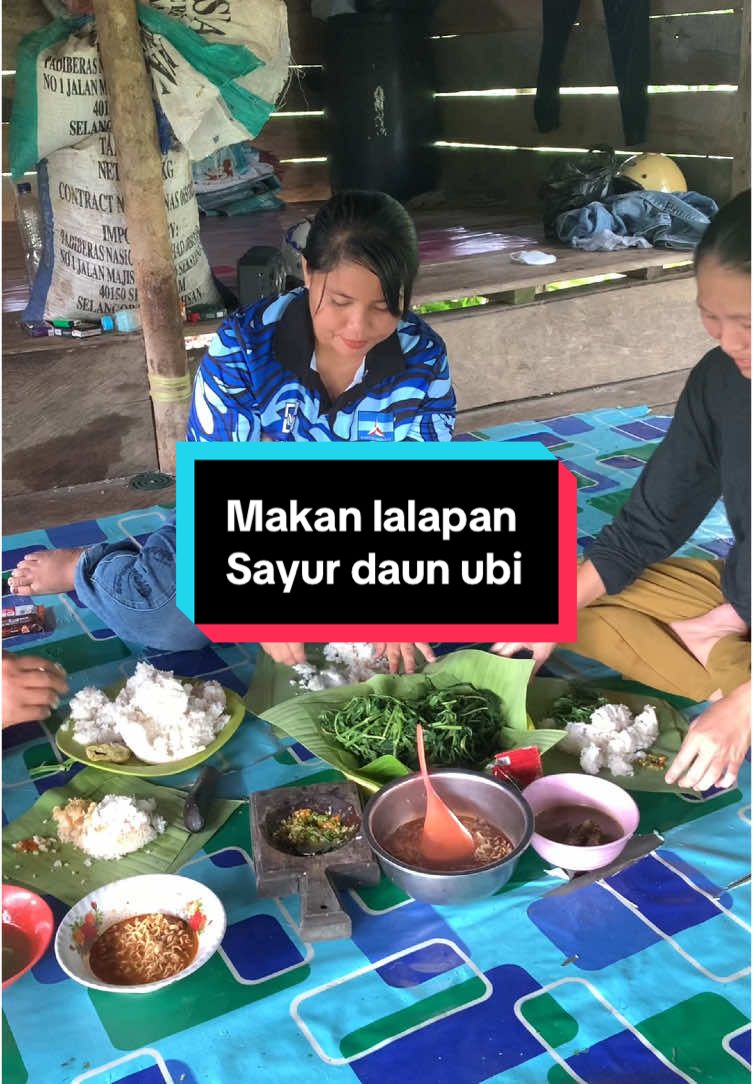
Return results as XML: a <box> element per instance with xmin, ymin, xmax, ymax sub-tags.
<box><xmin>319</xmin><ymin>681</ymin><xmax>503</xmax><ymax>769</ymax></box>
<box><xmin>547</xmin><ymin>688</ymin><xmax>610</xmax><ymax>727</ymax></box>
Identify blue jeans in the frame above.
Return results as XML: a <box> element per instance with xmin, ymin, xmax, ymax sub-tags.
<box><xmin>74</xmin><ymin>515</ymin><xmax>209</xmax><ymax>652</ymax></box>
<box><xmin>556</xmin><ymin>190</ymin><xmax>719</xmax><ymax>250</ymax></box>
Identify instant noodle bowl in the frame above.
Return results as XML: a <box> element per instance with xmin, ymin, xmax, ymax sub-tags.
<box><xmin>55</xmin><ymin>874</ymin><xmax>225</xmax><ymax>994</ymax></box>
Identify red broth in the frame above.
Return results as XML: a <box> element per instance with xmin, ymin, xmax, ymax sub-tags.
<box><xmin>2</xmin><ymin>924</ymin><xmax>32</xmax><ymax>982</ymax></box>
<box><xmin>384</xmin><ymin>814</ymin><xmax>514</xmax><ymax>871</ymax></box>
<box><xmin>89</xmin><ymin>913</ymin><xmax>198</xmax><ymax>986</ymax></box>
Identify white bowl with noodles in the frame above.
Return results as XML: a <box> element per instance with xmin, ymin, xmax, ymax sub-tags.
<box><xmin>54</xmin><ymin>874</ymin><xmax>226</xmax><ymax>994</ymax></box>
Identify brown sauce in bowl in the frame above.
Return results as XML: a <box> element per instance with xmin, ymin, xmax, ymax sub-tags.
<box><xmin>89</xmin><ymin>912</ymin><xmax>198</xmax><ymax>986</ymax></box>
<box><xmin>535</xmin><ymin>803</ymin><xmax>624</xmax><ymax>847</ymax></box>
<box><xmin>2</xmin><ymin>924</ymin><xmax>32</xmax><ymax>982</ymax></box>
<box><xmin>383</xmin><ymin>814</ymin><xmax>514</xmax><ymax>872</ymax></box>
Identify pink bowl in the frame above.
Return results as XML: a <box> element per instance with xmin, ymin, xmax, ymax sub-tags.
<box><xmin>522</xmin><ymin>773</ymin><xmax>640</xmax><ymax>872</ymax></box>
<box><xmin>2</xmin><ymin>884</ymin><xmax>54</xmax><ymax>990</ymax></box>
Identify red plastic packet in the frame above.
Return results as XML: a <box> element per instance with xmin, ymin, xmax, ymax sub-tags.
<box><xmin>491</xmin><ymin>747</ymin><xmax>543</xmax><ymax>789</ymax></box>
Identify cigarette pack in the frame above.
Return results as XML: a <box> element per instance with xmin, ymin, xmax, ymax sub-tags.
<box><xmin>2</xmin><ymin>603</ymin><xmax>47</xmax><ymax>637</ymax></box>
<box><xmin>52</xmin><ymin>326</ymin><xmax>102</xmax><ymax>338</ymax></box>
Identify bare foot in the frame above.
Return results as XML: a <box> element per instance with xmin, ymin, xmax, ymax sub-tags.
<box><xmin>8</xmin><ymin>548</ymin><xmax>85</xmax><ymax>596</ymax></box>
<box><xmin>670</xmin><ymin>603</ymin><xmax>750</xmax><ymax>669</ymax></box>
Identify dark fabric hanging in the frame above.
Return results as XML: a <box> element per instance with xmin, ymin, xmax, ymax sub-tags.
<box><xmin>535</xmin><ymin>0</ymin><xmax>650</xmax><ymax>147</ymax></box>
<box><xmin>324</xmin><ymin>12</ymin><xmax>439</xmax><ymax>201</ymax></box>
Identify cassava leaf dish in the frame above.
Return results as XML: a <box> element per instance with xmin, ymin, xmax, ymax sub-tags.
<box><xmin>247</xmin><ymin>650</ymin><xmax>564</xmax><ymax>792</ymax></box>
<box><xmin>319</xmin><ymin>682</ymin><xmax>502</xmax><ymax>770</ymax></box>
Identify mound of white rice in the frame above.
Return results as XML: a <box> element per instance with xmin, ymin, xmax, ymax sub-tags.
<box><xmin>53</xmin><ymin>795</ymin><xmax>167</xmax><ymax>860</ymax></box>
<box><xmin>558</xmin><ymin>702</ymin><xmax>659</xmax><ymax>777</ymax></box>
<box><xmin>292</xmin><ymin>643</ymin><xmax>389</xmax><ymax>691</ymax></box>
<box><xmin>68</xmin><ymin>662</ymin><xmax>230</xmax><ymax>763</ymax></box>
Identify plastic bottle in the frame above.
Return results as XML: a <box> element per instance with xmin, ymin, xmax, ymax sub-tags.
<box><xmin>14</xmin><ymin>182</ymin><xmax>43</xmax><ymax>286</ymax></box>
<box><xmin>114</xmin><ymin>308</ymin><xmax>142</xmax><ymax>333</ymax></box>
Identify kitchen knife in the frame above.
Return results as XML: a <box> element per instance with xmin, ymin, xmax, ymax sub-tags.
<box><xmin>183</xmin><ymin>765</ymin><xmax>220</xmax><ymax>833</ymax></box>
<box><xmin>542</xmin><ymin>831</ymin><xmax>664</xmax><ymax>898</ymax></box>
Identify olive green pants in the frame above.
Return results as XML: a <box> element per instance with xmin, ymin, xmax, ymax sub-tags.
<box><xmin>564</xmin><ymin>558</ymin><xmax>751</xmax><ymax>701</ymax></box>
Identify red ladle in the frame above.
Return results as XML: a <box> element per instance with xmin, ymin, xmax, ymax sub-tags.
<box><xmin>416</xmin><ymin>724</ymin><xmax>476</xmax><ymax>864</ymax></box>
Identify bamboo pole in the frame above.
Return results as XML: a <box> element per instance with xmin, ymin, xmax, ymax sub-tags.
<box><xmin>92</xmin><ymin>0</ymin><xmax>189</xmax><ymax>475</ymax></box>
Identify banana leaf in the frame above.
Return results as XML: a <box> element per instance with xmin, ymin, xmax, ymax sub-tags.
<box><xmin>2</xmin><ymin>768</ymin><xmax>241</xmax><ymax>906</ymax></box>
<box><xmin>526</xmin><ymin>678</ymin><xmax>690</xmax><ymax>794</ymax></box>
<box><xmin>250</xmin><ymin>649</ymin><xmax>566</xmax><ymax>793</ymax></box>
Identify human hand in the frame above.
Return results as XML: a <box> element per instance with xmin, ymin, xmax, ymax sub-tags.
<box><xmin>372</xmin><ymin>642</ymin><xmax>436</xmax><ymax>674</ymax></box>
<box><xmin>489</xmin><ymin>642</ymin><xmax>556</xmax><ymax>674</ymax></box>
<box><xmin>2</xmin><ymin>653</ymin><xmax>69</xmax><ymax>727</ymax></box>
<box><xmin>665</xmin><ymin>682</ymin><xmax>751</xmax><ymax>791</ymax></box>
<box><xmin>259</xmin><ymin>643</ymin><xmax>307</xmax><ymax>666</ymax></box>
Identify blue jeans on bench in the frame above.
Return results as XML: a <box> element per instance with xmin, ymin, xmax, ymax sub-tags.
<box><xmin>74</xmin><ymin>514</ymin><xmax>209</xmax><ymax>652</ymax></box>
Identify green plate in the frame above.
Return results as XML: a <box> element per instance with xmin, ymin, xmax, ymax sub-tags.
<box><xmin>55</xmin><ymin>684</ymin><xmax>247</xmax><ymax>778</ymax></box>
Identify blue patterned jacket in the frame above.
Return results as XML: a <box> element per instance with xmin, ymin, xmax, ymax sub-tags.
<box><xmin>186</xmin><ymin>288</ymin><xmax>456</xmax><ymax>442</ymax></box>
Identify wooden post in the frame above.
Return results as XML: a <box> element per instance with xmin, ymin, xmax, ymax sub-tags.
<box><xmin>92</xmin><ymin>0</ymin><xmax>189</xmax><ymax>475</ymax></box>
<box><xmin>732</xmin><ymin>0</ymin><xmax>751</xmax><ymax>195</ymax></box>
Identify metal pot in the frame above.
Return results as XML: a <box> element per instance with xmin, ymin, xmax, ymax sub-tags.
<box><xmin>363</xmin><ymin>769</ymin><xmax>533</xmax><ymax>905</ymax></box>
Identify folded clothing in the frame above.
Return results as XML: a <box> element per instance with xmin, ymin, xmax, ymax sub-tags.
<box><xmin>556</xmin><ymin>190</ymin><xmax>718</xmax><ymax>250</ymax></box>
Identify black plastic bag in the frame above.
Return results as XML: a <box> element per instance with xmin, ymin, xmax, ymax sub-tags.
<box><xmin>539</xmin><ymin>145</ymin><xmax>639</xmax><ymax>238</ymax></box>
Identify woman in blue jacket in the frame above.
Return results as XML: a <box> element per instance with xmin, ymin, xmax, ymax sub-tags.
<box><xmin>187</xmin><ymin>190</ymin><xmax>456</xmax><ymax>444</ymax></box>
<box><xmin>10</xmin><ymin>192</ymin><xmax>447</xmax><ymax>668</ymax></box>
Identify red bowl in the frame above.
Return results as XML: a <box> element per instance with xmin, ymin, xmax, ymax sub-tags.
<box><xmin>2</xmin><ymin>884</ymin><xmax>54</xmax><ymax>990</ymax></box>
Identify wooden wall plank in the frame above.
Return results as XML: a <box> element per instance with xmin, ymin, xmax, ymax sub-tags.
<box><xmin>1</xmin><ymin>112</ymin><xmax>327</xmax><ymax>175</ymax></box>
<box><xmin>234</xmin><ymin>113</ymin><xmax>328</xmax><ymax>159</ymax></box>
<box><xmin>455</xmin><ymin>368</ymin><xmax>692</xmax><ymax>432</ymax></box>
<box><xmin>2</xmin><ymin>69</ymin><xmax>323</xmax><ymax>124</ymax></box>
<box><xmin>433</xmin><ymin>12</ymin><xmax>740</xmax><ymax>93</ymax></box>
<box><xmin>1</xmin><ymin>157</ymin><xmax>326</xmax><ymax>221</ymax></box>
<box><xmin>1</xmin><ymin>0</ymin><xmax>741</xmax><ymax>219</ymax></box>
<box><xmin>1</xmin><ymin>0</ymin><xmax>324</xmax><ymax>68</ymax></box>
<box><xmin>2</xmin><ymin>0</ymin><xmax>737</xmax><ymax>70</ymax></box>
<box><xmin>438</xmin><ymin>146</ymin><xmax>734</xmax><ymax>207</ymax></box>
<box><xmin>277</xmin><ymin>159</ymin><xmax>330</xmax><ymax>202</ymax></box>
<box><xmin>277</xmin><ymin>68</ymin><xmax>325</xmax><ymax>112</ymax></box>
<box><xmin>647</xmin><ymin>0</ymin><xmax>742</xmax><ymax>15</ymax></box>
<box><xmin>439</xmin><ymin>90</ymin><xmax>737</xmax><ymax>156</ymax></box>
<box><xmin>286</xmin><ymin>0</ymin><xmax>325</xmax><ymax>65</ymax></box>
<box><xmin>433</xmin><ymin>0</ymin><xmax>740</xmax><ymax>38</ymax></box>
<box><xmin>3</xmin><ymin>477</ymin><xmax>178</xmax><ymax>535</ymax></box>
<box><xmin>2</xmin><ymin>336</ymin><xmax>158</xmax><ymax>496</ymax></box>
<box><xmin>2</xmin><ymin>75</ymin><xmax>15</xmax><ymax>125</ymax></box>
<box><xmin>732</xmin><ymin>0</ymin><xmax>751</xmax><ymax>192</ymax></box>
<box><xmin>429</xmin><ymin>276</ymin><xmax>709</xmax><ymax>412</ymax></box>
<box><xmin>2</xmin><ymin>0</ymin><xmax>50</xmax><ymax>71</ymax></box>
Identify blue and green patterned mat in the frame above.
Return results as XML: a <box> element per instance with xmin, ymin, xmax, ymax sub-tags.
<box><xmin>2</xmin><ymin>406</ymin><xmax>749</xmax><ymax>1084</ymax></box>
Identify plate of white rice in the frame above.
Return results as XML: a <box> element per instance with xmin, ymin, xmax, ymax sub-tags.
<box><xmin>56</xmin><ymin>662</ymin><xmax>247</xmax><ymax>777</ymax></box>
